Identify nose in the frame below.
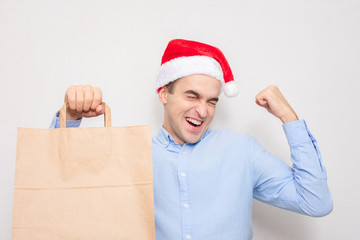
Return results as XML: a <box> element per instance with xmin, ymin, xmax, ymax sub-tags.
<box><xmin>195</xmin><ymin>101</ymin><xmax>207</xmax><ymax>119</ymax></box>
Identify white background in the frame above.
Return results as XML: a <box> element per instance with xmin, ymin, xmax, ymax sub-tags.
<box><xmin>1</xmin><ymin>0</ymin><xmax>359</xmax><ymax>239</ymax></box>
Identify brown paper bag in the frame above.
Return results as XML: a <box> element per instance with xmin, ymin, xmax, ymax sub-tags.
<box><xmin>12</xmin><ymin>103</ymin><xmax>155</xmax><ymax>240</ymax></box>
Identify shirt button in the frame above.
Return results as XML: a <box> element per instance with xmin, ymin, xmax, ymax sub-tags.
<box><xmin>181</xmin><ymin>172</ymin><xmax>186</xmax><ymax>177</ymax></box>
<box><xmin>184</xmin><ymin>203</ymin><xmax>189</xmax><ymax>208</ymax></box>
<box><xmin>186</xmin><ymin>235</ymin><xmax>191</xmax><ymax>239</ymax></box>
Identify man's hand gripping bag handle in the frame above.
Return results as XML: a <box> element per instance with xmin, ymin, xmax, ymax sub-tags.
<box><xmin>59</xmin><ymin>102</ymin><xmax>112</xmax><ymax>128</ymax></box>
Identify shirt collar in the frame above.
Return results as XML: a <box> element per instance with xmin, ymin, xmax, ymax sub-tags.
<box><xmin>156</xmin><ymin>125</ymin><xmax>211</xmax><ymax>148</ymax></box>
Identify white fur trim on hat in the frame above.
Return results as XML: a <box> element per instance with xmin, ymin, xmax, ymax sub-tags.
<box><xmin>156</xmin><ymin>56</ymin><xmax>225</xmax><ymax>90</ymax></box>
<box><xmin>223</xmin><ymin>81</ymin><xmax>239</xmax><ymax>97</ymax></box>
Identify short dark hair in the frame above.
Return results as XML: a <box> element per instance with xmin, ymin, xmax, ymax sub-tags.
<box><xmin>164</xmin><ymin>80</ymin><xmax>177</xmax><ymax>94</ymax></box>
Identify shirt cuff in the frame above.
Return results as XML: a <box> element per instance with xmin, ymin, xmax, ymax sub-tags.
<box><xmin>282</xmin><ymin>119</ymin><xmax>313</xmax><ymax>146</ymax></box>
<box><xmin>51</xmin><ymin>111</ymin><xmax>82</xmax><ymax>128</ymax></box>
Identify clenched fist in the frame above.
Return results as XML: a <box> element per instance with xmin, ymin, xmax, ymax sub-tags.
<box><xmin>64</xmin><ymin>85</ymin><xmax>104</xmax><ymax>120</ymax></box>
<box><xmin>255</xmin><ymin>85</ymin><xmax>298</xmax><ymax>123</ymax></box>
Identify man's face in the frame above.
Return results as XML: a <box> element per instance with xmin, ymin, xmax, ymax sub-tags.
<box><xmin>159</xmin><ymin>74</ymin><xmax>221</xmax><ymax>145</ymax></box>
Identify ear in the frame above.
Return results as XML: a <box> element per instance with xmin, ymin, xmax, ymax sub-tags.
<box><xmin>158</xmin><ymin>87</ymin><xmax>168</xmax><ymax>104</ymax></box>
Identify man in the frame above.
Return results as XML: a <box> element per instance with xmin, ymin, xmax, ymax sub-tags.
<box><xmin>50</xmin><ymin>39</ymin><xmax>332</xmax><ymax>239</ymax></box>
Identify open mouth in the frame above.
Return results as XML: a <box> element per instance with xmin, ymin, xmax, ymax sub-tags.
<box><xmin>185</xmin><ymin>117</ymin><xmax>203</xmax><ymax>128</ymax></box>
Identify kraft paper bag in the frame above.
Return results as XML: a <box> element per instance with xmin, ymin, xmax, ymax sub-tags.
<box><xmin>12</xmin><ymin>103</ymin><xmax>155</xmax><ymax>240</ymax></box>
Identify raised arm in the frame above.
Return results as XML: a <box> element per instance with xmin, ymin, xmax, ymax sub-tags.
<box><xmin>251</xmin><ymin>85</ymin><xmax>332</xmax><ymax>217</ymax></box>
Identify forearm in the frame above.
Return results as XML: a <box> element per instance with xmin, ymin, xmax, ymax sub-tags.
<box><xmin>252</xmin><ymin>120</ymin><xmax>333</xmax><ymax>217</ymax></box>
<box><xmin>283</xmin><ymin>120</ymin><xmax>332</xmax><ymax>216</ymax></box>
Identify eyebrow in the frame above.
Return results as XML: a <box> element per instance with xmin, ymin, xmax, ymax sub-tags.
<box><xmin>184</xmin><ymin>90</ymin><xmax>200</xmax><ymax>98</ymax></box>
<box><xmin>184</xmin><ymin>90</ymin><xmax>219</xmax><ymax>102</ymax></box>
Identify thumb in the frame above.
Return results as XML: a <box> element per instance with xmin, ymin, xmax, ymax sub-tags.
<box><xmin>255</xmin><ymin>98</ymin><xmax>271</xmax><ymax>112</ymax></box>
<box><xmin>95</xmin><ymin>104</ymin><xmax>105</xmax><ymax>115</ymax></box>
<box><xmin>255</xmin><ymin>98</ymin><xmax>267</xmax><ymax>106</ymax></box>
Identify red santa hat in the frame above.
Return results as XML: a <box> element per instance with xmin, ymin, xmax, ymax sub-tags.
<box><xmin>156</xmin><ymin>39</ymin><xmax>238</xmax><ymax>97</ymax></box>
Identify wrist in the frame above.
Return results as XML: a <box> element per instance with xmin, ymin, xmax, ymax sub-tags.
<box><xmin>280</xmin><ymin>112</ymin><xmax>299</xmax><ymax>124</ymax></box>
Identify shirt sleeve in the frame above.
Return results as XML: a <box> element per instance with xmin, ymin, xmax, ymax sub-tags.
<box><xmin>251</xmin><ymin>119</ymin><xmax>333</xmax><ymax>217</ymax></box>
<box><xmin>49</xmin><ymin>111</ymin><xmax>82</xmax><ymax>129</ymax></box>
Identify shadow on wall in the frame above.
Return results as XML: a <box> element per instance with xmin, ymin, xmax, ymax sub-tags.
<box><xmin>252</xmin><ymin>200</ymin><xmax>312</xmax><ymax>240</ymax></box>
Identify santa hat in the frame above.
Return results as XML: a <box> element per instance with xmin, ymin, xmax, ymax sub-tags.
<box><xmin>156</xmin><ymin>39</ymin><xmax>238</xmax><ymax>97</ymax></box>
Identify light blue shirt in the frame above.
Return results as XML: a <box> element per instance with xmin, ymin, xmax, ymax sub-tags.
<box><xmin>50</xmin><ymin>115</ymin><xmax>332</xmax><ymax>240</ymax></box>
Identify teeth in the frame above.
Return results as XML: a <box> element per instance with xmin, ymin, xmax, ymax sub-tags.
<box><xmin>186</xmin><ymin>117</ymin><xmax>202</xmax><ymax>126</ymax></box>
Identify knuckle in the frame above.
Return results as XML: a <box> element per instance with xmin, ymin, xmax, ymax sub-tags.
<box><xmin>269</xmin><ymin>85</ymin><xmax>278</xmax><ymax>90</ymax></box>
<box><xmin>94</xmin><ymin>87</ymin><xmax>102</xmax><ymax>95</ymax></box>
<box><xmin>66</xmin><ymin>86</ymin><xmax>75</xmax><ymax>96</ymax></box>
<box><xmin>94</xmin><ymin>96</ymin><xmax>102</xmax><ymax>102</ymax></box>
<box><xmin>68</xmin><ymin>103</ymin><xmax>76</xmax><ymax>111</ymax></box>
<box><xmin>85</xmin><ymin>94</ymin><xmax>92</xmax><ymax>100</ymax></box>
<box><xmin>84</xmin><ymin>96</ymin><xmax>92</xmax><ymax>103</ymax></box>
<box><xmin>76</xmin><ymin>85</ymin><xmax>83</xmax><ymax>91</ymax></box>
<box><xmin>67</xmin><ymin>96</ymin><xmax>76</xmax><ymax>102</ymax></box>
<box><xmin>255</xmin><ymin>92</ymin><xmax>263</xmax><ymax>99</ymax></box>
<box><xmin>84</xmin><ymin>84</ymin><xmax>93</xmax><ymax>90</ymax></box>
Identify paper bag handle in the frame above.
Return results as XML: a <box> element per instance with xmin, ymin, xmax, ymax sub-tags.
<box><xmin>59</xmin><ymin>102</ymin><xmax>112</xmax><ymax>128</ymax></box>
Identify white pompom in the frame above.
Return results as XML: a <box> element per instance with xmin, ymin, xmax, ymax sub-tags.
<box><xmin>224</xmin><ymin>81</ymin><xmax>239</xmax><ymax>97</ymax></box>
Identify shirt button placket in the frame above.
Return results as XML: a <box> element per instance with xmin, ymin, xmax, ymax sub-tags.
<box><xmin>179</xmin><ymin>147</ymin><xmax>192</xmax><ymax>240</ymax></box>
